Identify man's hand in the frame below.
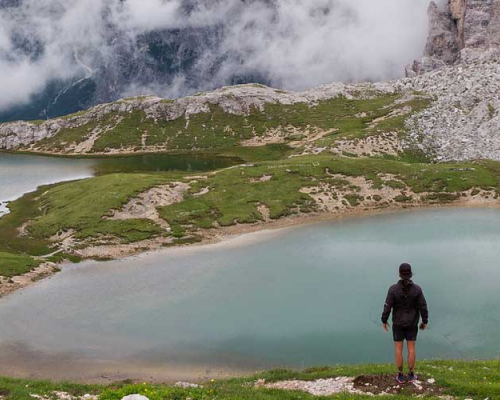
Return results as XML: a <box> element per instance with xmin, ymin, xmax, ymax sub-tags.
<box><xmin>420</xmin><ymin>322</ymin><xmax>427</xmax><ymax>330</ymax></box>
<box><xmin>383</xmin><ymin>323</ymin><xmax>390</xmax><ymax>332</ymax></box>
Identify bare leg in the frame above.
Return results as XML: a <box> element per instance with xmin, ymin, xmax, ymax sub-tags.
<box><xmin>394</xmin><ymin>341</ymin><xmax>404</xmax><ymax>372</ymax></box>
<box><xmin>407</xmin><ymin>341</ymin><xmax>416</xmax><ymax>372</ymax></box>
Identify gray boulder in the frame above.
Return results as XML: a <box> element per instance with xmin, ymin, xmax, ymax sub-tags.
<box><xmin>121</xmin><ymin>395</ymin><xmax>149</xmax><ymax>400</ymax></box>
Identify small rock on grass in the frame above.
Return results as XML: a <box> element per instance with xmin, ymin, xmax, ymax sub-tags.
<box><xmin>121</xmin><ymin>395</ymin><xmax>150</xmax><ymax>400</ymax></box>
<box><xmin>174</xmin><ymin>382</ymin><xmax>200</xmax><ymax>389</ymax></box>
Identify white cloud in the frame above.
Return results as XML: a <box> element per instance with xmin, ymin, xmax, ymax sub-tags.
<box><xmin>0</xmin><ymin>0</ymin><xmax>433</xmax><ymax>112</ymax></box>
<box><xmin>112</xmin><ymin>0</ymin><xmax>182</xmax><ymax>32</ymax></box>
<box><xmin>213</xmin><ymin>0</ymin><xmax>431</xmax><ymax>90</ymax></box>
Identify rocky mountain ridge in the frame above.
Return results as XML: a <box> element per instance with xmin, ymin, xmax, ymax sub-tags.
<box><xmin>1</xmin><ymin>0</ymin><xmax>500</xmax><ymax>162</ymax></box>
<box><xmin>0</xmin><ymin>82</ymin><xmax>397</xmax><ymax>152</ymax></box>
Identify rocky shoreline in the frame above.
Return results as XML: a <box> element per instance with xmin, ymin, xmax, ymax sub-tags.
<box><xmin>0</xmin><ymin>262</ymin><xmax>58</xmax><ymax>300</ymax></box>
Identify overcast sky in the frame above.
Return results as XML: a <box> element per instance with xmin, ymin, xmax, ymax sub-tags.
<box><xmin>0</xmin><ymin>0</ymin><xmax>435</xmax><ymax>112</ymax></box>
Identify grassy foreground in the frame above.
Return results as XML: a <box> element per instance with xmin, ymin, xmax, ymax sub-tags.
<box><xmin>1</xmin><ymin>360</ymin><xmax>499</xmax><ymax>400</ymax></box>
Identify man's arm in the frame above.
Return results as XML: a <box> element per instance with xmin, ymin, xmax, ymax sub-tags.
<box><xmin>381</xmin><ymin>287</ymin><xmax>394</xmax><ymax>327</ymax></box>
<box><xmin>418</xmin><ymin>288</ymin><xmax>429</xmax><ymax>329</ymax></box>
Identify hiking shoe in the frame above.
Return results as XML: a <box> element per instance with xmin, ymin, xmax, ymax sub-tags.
<box><xmin>396</xmin><ymin>373</ymin><xmax>406</xmax><ymax>384</ymax></box>
<box><xmin>407</xmin><ymin>372</ymin><xmax>417</xmax><ymax>382</ymax></box>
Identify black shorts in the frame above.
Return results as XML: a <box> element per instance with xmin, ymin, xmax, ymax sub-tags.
<box><xmin>392</xmin><ymin>325</ymin><xmax>418</xmax><ymax>342</ymax></box>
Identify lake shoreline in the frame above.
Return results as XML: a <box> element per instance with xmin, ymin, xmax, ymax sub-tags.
<box><xmin>71</xmin><ymin>191</ymin><xmax>500</xmax><ymax>260</ymax></box>
<box><xmin>0</xmin><ymin>262</ymin><xmax>59</xmax><ymax>300</ymax></box>
<box><xmin>2</xmin><ymin>199</ymin><xmax>499</xmax><ymax>301</ymax></box>
<box><xmin>0</xmin><ymin>148</ymin><xmax>244</xmax><ymax>162</ymax></box>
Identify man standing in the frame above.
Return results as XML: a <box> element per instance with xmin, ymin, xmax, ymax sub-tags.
<box><xmin>381</xmin><ymin>263</ymin><xmax>429</xmax><ymax>383</ymax></box>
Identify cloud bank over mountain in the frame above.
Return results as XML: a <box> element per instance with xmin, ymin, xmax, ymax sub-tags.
<box><xmin>0</xmin><ymin>0</ymin><xmax>432</xmax><ymax>114</ymax></box>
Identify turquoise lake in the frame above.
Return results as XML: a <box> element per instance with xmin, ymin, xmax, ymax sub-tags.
<box><xmin>0</xmin><ymin>208</ymin><xmax>499</xmax><ymax>381</ymax></box>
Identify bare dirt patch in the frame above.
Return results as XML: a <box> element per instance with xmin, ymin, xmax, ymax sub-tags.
<box><xmin>331</xmin><ymin>132</ymin><xmax>402</xmax><ymax>157</ymax></box>
<box><xmin>257</xmin><ymin>204</ymin><xmax>271</xmax><ymax>221</ymax></box>
<box><xmin>300</xmin><ymin>173</ymin><xmax>412</xmax><ymax>214</ymax></box>
<box><xmin>259</xmin><ymin>377</ymin><xmax>364</xmax><ymax>396</ymax></box>
<box><xmin>71</xmin><ymin>129</ymin><xmax>102</xmax><ymax>154</ymax></box>
<box><xmin>240</xmin><ymin>127</ymin><xmax>288</xmax><ymax>146</ymax></box>
<box><xmin>107</xmin><ymin>182</ymin><xmax>190</xmax><ymax>230</ymax></box>
<box><xmin>353</xmin><ymin>374</ymin><xmax>444</xmax><ymax>396</ymax></box>
<box><xmin>192</xmin><ymin>187</ymin><xmax>210</xmax><ymax>197</ymax></box>
<box><xmin>250</xmin><ymin>175</ymin><xmax>272</xmax><ymax>183</ymax></box>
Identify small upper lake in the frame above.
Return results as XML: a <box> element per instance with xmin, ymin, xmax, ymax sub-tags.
<box><xmin>0</xmin><ymin>153</ymin><xmax>238</xmax><ymax>215</ymax></box>
<box><xmin>0</xmin><ymin>208</ymin><xmax>499</xmax><ymax>381</ymax></box>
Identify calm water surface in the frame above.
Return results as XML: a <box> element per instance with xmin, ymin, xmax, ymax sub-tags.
<box><xmin>0</xmin><ymin>208</ymin><xmax>499</xmax><ymax>380</ymax></box>
<box><xmin>0</xmin><ymin>153</ymin><xmax>95</xmax><ymax>215</ymax></box>
<box><xmin>0</xmin><ymin>153</ymin><xmax>238</xmax><ymax>215</ymax></box>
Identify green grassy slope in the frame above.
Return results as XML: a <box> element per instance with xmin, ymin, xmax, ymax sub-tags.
<box><xmin>1</xmin><ymin>360</ymin><xmax>499</xmax><ymax>400</ymax></box>
<box><xmin>27</xmin><ymin>174</ymin><xmax>173</xmax><ymax>242</ymax></box>
<box><xmin>0</xmin><ymin>252</ymin><xmax>39</xmax><ymax>278</ymax></box>
<box><xmin>24</xmin><ymin>93</ymin><xmax>430</xmax><ymax>155</ymax></box>
<box><xmin>159</xmin><ymin>156</ymin><xmax>498</xmax><ymax>237</ymax></box>
<box><xmin>0</xmin><ymin>175</ymin><xmax>177</xmax><ymax>276</ymax></box>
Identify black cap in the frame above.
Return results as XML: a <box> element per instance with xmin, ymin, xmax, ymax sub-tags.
<box><xmin>399</xmin><ymin>263</ymin><xmax>412</xmax><ymax>278</ymax></box>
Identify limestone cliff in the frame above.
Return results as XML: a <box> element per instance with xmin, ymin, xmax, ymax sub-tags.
<box><xmin>407</xmin><ymin>0</ymin><xmax>500</xmax><ymax>76</ymax></box>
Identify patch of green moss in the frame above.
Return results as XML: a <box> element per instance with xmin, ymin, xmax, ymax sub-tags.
<box><xmin>0</xmin><ymin>251</ymin><xmax>39</xmax><ymax>277</ymax></box>
<box><xmin>488</xmin><ymin>103</ymin><xmax>496</xmax><ymax>119</ymax></box>
<box><xmin>345</xmin><ymin>194</ymin><xmax>362</xmax><ymax>206</ymax></box>
<box><xmin>394</xmin><ymin>194</ymin><xmax>413</xmax><ymax>203</ymax></box>
<box><xmin>384</xmin><ymin>180</ymin><xmax>406</xmax><ymax>189</ymax></box>
<box><xmin>424</xmin><ymin>193</ymin><xmax>461</xmax><ymax>203</ymax></box>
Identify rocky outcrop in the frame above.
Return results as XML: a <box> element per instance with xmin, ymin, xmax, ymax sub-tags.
<box><xmin>407</xmin><ymin>0</ymin><xmax>500</xmax><ymax>77</ymax></box>
<box><xmin>462</xmin><ymin>0</ymin><xmax>500</xmax><ymax>51</ymax></box>
<box><xmin>0</xmin><ymin>121</ymin><xmax>59</xmax><ymax>149</ymax></box>
<box><xmin>426</xmin><ymin>2</ymin><xmax>461</xmax><ymax>63</ymax></box>
<box><xmin>399</xmin><ymin>1</ymin><xmax>500</xmax><ymax>162</ymax></box>
<box><xmin>450</xmin><ymin>0</ymin><xmax>467</xmax><ymax>47</ymax></box>
<box><xmin>400</xmin><ymin>55</ymin><xmax>500</xmax><ymax>162</ymax></box>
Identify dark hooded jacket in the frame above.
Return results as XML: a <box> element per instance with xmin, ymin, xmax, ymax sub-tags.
<box><xmin>381</xmin><ymin>280</ymin><xmax>428</xmax><ymax>327</ymax></box>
